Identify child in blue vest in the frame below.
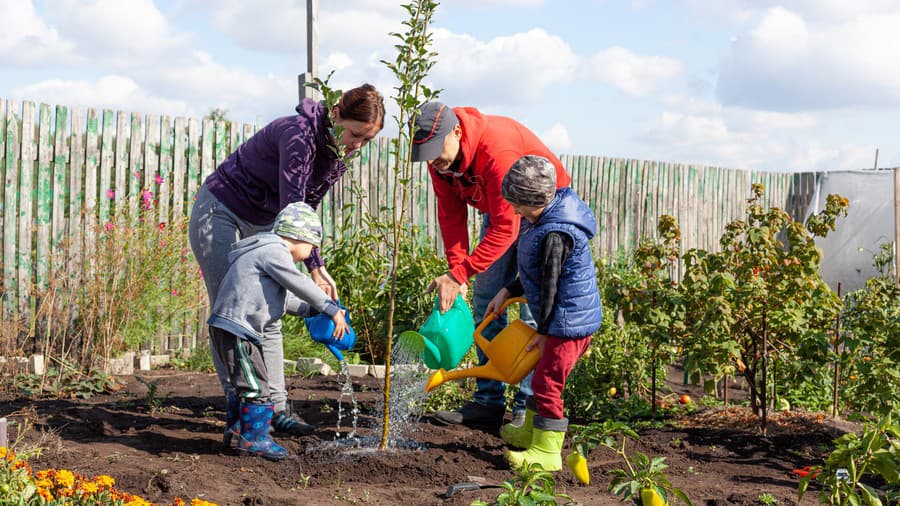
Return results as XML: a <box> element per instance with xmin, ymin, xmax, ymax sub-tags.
<box><xmin>207</xmin><ymin>201</ymin><xmax>348</xmax><ymax>460</ymax></box>
<box><xmin>485</xmin><ymin>155</ymin><xmax>602</xmax><ymax>471</ymax></box>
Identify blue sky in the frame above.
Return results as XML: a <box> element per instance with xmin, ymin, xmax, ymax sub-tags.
<box><xmin>2</xmin><ymin>0</ymin><xmax>898</xmax><ymax>172</ymax></box>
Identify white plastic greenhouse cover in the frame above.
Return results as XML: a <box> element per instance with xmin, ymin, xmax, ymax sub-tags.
<box><xmin>805</xmin><ymin>170</ymin><xmax>895</xmax><ymax>294</ymax></box>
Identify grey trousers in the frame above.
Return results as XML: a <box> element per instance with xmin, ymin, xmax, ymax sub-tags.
<box><xmin>188</xmin><ymin>185</ymin><xmax>289</xmax><ymax>411</ymax></box>
<box><xmin>209</xmin><ymin>327</ymin><xmax>271</xmax><ymax>402</ymax></box>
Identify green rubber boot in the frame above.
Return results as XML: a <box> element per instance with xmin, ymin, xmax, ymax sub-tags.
<box><xmin>500</xmin><ymin>408</ymin><xmax>535</xmax><ymax>449</ymax></box>
<box><xmin>506</xmin><ymin>417</ymin><xmax>567</xmax><ymax>472</ymax></box>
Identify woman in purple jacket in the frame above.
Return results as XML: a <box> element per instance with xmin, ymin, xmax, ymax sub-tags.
<box><xmin>189</xmin><ymin>84</ymin><xmax>384</xmax><ymax>443</ymax></box>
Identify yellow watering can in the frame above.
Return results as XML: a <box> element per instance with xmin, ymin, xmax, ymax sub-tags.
<box><xmin>425</xmin><ymin>297</ymin><xmax>540</xmax><ymax>393</ymax></box>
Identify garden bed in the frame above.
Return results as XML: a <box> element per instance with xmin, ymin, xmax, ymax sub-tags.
<box><xmin>1</xmin><ymin>369</ymin><xmax>854</xmax><ymax>505</ymax></box>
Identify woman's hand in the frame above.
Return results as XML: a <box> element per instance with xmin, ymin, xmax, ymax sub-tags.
<box><xmin>485</xmin><ymin>288</ymin><xmax>510</xmax><ymax>319</ymax></box>
<box><xmin>311</xmin><ymin>266</ymin><xmax>339</xmax><ymax>300</ymax></box>
<box><xmin>331</xmin><ymin>310</ymin><xmax>350</xmax><ymax>339</ymax></box>
<box><xmin>428</xmin><ymin>273</ymin><xmax>464</xmax><ymax>313</ymax></box>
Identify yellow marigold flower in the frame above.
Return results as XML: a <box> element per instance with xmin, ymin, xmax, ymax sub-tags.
<box><xmin>95</xmin><ymin>474</ymin><xmax>116</xmax><ymax>488</ymax></box>
<box><xmin>56</xmin><ymin>469</ymin><xmax>75</xmax><ymax>488</ymax></box>
<box><xmin>191</xmin><ymin>499</ymin><xmax>219</xmax><ymax>506</ymax></box>
<box><xmin>80</xmin><ymin>481</ymin><xmax>99</xmax><ymax>494</ymax></box>
<box><xmin>0</xmin><ymin>447</ymin><xmax>7</xmax><ymax>458</ymax></box>
<box><xmin>35</xmin><ymin>478</ymin><xmax>53</xmax><ymax>488</ymax></box>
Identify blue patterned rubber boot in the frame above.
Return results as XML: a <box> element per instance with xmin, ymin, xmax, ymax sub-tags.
<box><xmin>222</xmin><ymin>392</ymin><xmax>241</xmax><ymax>447</ymax></box>
<box><xmin>237</xmin><ymin>403</ymin><xmax>288</xmax><ymax>461</ymax></box>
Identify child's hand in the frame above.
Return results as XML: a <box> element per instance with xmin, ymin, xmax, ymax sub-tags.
<box><xmin>485</xmin><ymin>288</ymin><xmax>510</xmax><ymax>317</ymax></box>
<box><xmin>526</xmin><ymin>333</ymin><xmax>547</xmax><ymax>354</ymax></box>
<box><xmin>331</xmin><ymin>310</ymin><xmax>349</xmax><ymax>339</ymax></box>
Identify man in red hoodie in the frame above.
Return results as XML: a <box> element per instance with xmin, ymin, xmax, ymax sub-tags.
<box><xmin>412</xmin><ymin>102</ymin><xmax>571</xmax><ymax>428</ymax></box>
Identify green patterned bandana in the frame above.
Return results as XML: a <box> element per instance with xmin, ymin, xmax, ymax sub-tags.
<box><xmin>273</xmin><ymin>202</ymin><xmax>323</xmax><ymax>246</ymax></box>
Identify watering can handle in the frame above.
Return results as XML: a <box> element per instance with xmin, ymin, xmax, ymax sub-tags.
<box><xmin>475</xmin><ymin>297</ymin><xmax>527</xmax><ymax>336</ymax></box>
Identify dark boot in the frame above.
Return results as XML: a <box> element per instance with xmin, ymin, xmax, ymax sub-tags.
<box><xmin>237</xmin><ymin>403</ymin><xmax>288</xmax><ymax>461</ymax></box>
<box><xmin>431</xmin><ymin>401</ymin><xmax>505</xmax><ymax>427</ymax></box>
<box><xmin>271</xmin><ymin>409</ymin><xmax>315</xmax><ymax>436</ymax></box>
<box><xmin>223</xmin><ymin>392</ymin><xmax>241</xmax><ymax>447</ymax></box>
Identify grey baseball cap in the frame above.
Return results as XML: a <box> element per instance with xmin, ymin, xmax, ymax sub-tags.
<box><xmin>273</xmin><ymin>202</ymin><xmax>323</xmax><ymax>246</ymax></box>
<box><xmin>411</xmin><ymin>102</ymin><xmax>458</xmax><ymax>162</ymax></box>
<box><xmin>502</xmin><ymin>155</ymin><xmax>558</xmax><ymax>207</ymax></box>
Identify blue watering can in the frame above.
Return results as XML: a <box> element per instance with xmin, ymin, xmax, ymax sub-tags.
<box><xmin>305</xmin><ymin>303</ymin><xmax>357</xmax><ymax>361</ymax></box>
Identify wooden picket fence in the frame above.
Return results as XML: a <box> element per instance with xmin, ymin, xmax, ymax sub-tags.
<box><xmin>0</xmin><ymin>98</ymin><xmax>816</xmax><ymax>347</ymax></box>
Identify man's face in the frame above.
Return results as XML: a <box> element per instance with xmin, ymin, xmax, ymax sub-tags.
<box><xmin>429</xmin><ymin>124</ymin><xmax>462</xmax><ymax>172</ymax></box>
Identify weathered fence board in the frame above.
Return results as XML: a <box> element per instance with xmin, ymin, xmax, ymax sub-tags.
<box><xmin>0</xmin><ymin>98</ymin><xmax>821</xmax><ymax>347</ymax></box>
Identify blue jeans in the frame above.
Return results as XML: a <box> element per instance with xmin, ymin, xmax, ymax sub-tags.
<box><xmin>471</xmin><ymin>213</ymin><xmax>535</xmax><ymax>413</ymax></box>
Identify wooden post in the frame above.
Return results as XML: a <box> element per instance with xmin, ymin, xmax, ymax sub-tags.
<box><xmin>299</xmin><ymin>0</ymin><xmax>320</xmax><ymax>102</ymax></box>
<box><xmin>895</xmin><ymin>167</ymin><xmax>899</xmax><ymax>285</ymax></box>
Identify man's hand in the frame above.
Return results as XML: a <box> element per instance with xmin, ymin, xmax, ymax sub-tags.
<box><xmin>526</xmin><ymin>333</ymin><xmax>547</xmax><ymax>354</ymax></box>
<box><xmin>428</xmin><ymin>273</ymin><xmax>464</xmax><ymax>313</ymax></box>
<box><xmin>311</xmin><ymin>266</ymin><xmax>339</xmax><ymax>300</ymax></box>
<box><xmin>485</xmin><ymin>288</ymin><xmax>510</xmax><ymax>318</ymax></box>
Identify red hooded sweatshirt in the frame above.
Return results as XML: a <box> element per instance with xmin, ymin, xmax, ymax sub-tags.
<box><xmin>429</xmin><ymin>107</ymin><xmax>571</xmax><ymax>284</ymax></box>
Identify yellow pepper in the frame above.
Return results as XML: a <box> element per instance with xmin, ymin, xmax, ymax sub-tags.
<box><xmin>641</xmin><ymin>487</ymin><xmax>669</xmax><ymax>506</ymax></box>
<box><xmin>565</xmin><ymin>450</ymin><xmax>590</xmax><ymax>485</ymax></box>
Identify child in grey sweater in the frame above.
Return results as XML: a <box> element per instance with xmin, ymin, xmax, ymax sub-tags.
<box><xmin>207</xmin><ymin>201</ymin><xmax>348</xmax><ymax>461</ymax></box>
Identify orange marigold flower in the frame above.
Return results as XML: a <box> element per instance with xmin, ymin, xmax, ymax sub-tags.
<box><xmin>35</xmin><ymin>478</ymin><xmax>53</xmax><ymax>488</ymax></box>
<box><xmin>191</xmin><ymin>499</ymin><xmax>219</xmax><ymax>506</ymax></box>
<box><xmin>37</xmin><ymin>488</ymin><xmax>54</xmax><ymax>501</ymax></box>
<box><xmin>55</xmin><ymin>469</ymin><xmax>75</xmax><ymax>488</ymax></box>
<box><xmin>173</xmin><ymin>498</ymin><xmax>186</xmax><ymax>506</ymax></box>
<box><xmin>12</xmin><ymin>460</ymin><xmax>32</xmax><ymax>474</ymax></box>
<box><xmin>36</xmin><ymin>470</ymin><xmax>52</xmax><ymax>480</ymax></box>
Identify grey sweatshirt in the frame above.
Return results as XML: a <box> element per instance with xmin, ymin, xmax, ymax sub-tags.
<box><xmin>207</xmin><ymin>233</ymin><xmax>340</xmax><ymax>345</ymax></box>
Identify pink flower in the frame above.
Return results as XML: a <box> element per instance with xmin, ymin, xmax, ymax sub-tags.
<box><xmin>155</xmin><ymin>174</ymin><xmax>164</xmax><ymax>185</ymax></box>
<box><xmin>106</xmin><ymin>189</ymin><xmax>115</xmax><ymax>199</ymax></box>
<box><xmin>104</xmin><ymin>222</ymin><xmax>114</xmax><ymax>231</ymax></box>
<box><xmin>141</xmin><ymin>190</ymin><xmax>154</xmax><ymax>210</ymax></box>
<box><xmin>171</xmin><ymin>288</ymin><xmax>179</xmax><ymax>296</ymax></box>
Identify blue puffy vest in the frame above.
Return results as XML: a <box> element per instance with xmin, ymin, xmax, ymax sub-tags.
<box><xmin>517</xmin><ymin>188</ymin><xmax>602</xmax><ymax>338</ymax></box>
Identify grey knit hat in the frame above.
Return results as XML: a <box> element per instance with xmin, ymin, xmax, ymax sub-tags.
<box><xmin>502</xmin><ymin>155</ymin><xmax>557</xmax><ymax>207</ymax></box>
<box><xmin>273</xmin><ymin>202</ymin><xmax>322</xmax><ymax>246</ymax></box>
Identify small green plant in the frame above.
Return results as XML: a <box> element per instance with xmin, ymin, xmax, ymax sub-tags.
<box><xmin>471</xmin><ymin>463</ymin><xmax>576</xmax><ymax>506</ymax></box>
<box><xmin>798</xmin><ymin>413</ymin><xmax>900</xmax><ymax>505</ymax></box>
<box><xmin>13</xmin><ymin>360</ymin><xmax>118</xmax><ymax>399</ymax></box>
<box><xmin>135</xmin><ymin>376</ymin><xmax>161</xmax><ymax>412</ymax></box>
<box><xmin>571</xmin><ymin>421</ymin><xmax>691</xmax><ymax>505</ymax></box>
<box><xmin>757</xmin><ymin>492</ymin><xmax>778</xmax><ymax>505</ymax></box>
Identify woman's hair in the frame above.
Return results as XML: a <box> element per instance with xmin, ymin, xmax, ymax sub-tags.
<box><xmin>337</xmin><ymin>83</ymin><xmax>385</xmax><ymax>129</ymax></box>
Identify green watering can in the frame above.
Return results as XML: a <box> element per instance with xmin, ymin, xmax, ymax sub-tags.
<box><xmin>398</xmin><ymin>295</ymin><xmax>474</xmax><ymax>370</ymax></box>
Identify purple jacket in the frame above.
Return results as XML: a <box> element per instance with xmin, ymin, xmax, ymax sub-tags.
<box><xmin>205</xmin><ymin>99</ymin><xmax>346</xmax><ymax>271</ymax></box>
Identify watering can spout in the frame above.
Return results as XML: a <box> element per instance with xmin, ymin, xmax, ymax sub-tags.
<box><xmin>424</xmin><ymin>297</ymin><xmax>541</xmax><ymax>394</ymax></box>
<box><xmin>425</xmin><ymin>364</ymin><xmax>506</xmax><ymax>393</ymax></box>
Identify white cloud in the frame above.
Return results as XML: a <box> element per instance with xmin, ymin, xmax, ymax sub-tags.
<box><xmin>429</xmin><ymin>28</ymin><xmax>577</xmax><ymax>106</ymax></box>
<box><xmin>586</xmin><ymin>46</ymin><xmax>683</xmax><ymax>97</ymax></box>
<box><xmin>323</xmin><ymin>53</ymin><xmax>354</xmax><ymax>73</ymax></box>
<box><xmin>47</xmin><ymin>0</ymin><xmax>187</xmax><ymax>60</ymax></box>
<box><xmin>451</xmin><ymin>0</ymin><xmax>544</xmax><ymax>5</ymax></box>
<box><xmin>11</xmin><ymin>76</ymin><xmax>191</xmax><ymax>117</ymax></box>
<box><xmin>211</xmin><ymin>0</ymin><xmax>400</xmax><ymax>53</ymax></box>
<box><xmin>538</xmin><ymin>123</ymin><xmax>573</xmax><ymax>152</ymax></box>
<box><xmin>716</xmin><ymin>6</ymin><xmax>900</xmax><ymax>110</ymax></box>
<box><xmin>0</xmin><ymin>0</ymin><xmax>74</xmax><ymax>65</ymax></box>
<box><xmin>143</xmin><ymin>51</ymin><xmax>296</xmax><ymax>121</ymax></box>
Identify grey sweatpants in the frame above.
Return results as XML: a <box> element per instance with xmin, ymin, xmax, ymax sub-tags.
<box><xmin>188</xmin><ymin>185</ymin><xmax>289</xmax><ymax>411</ymax></box>
<box><xmin>209</xmin><ymin>327</ymin><xmax>271</xmax><ymax>402</ymax></box>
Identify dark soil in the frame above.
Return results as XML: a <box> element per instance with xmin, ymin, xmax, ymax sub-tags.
<box><xmin>1</xmin><ymin>368</ymin><xmax>856</xmax><ymax>506</ymax></box>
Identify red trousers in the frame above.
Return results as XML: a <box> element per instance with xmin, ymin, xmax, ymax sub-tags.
<box><xmin>532</xmin><ymin>335</ymin><xmax>592</xmax><ymax>419</ymax></box>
